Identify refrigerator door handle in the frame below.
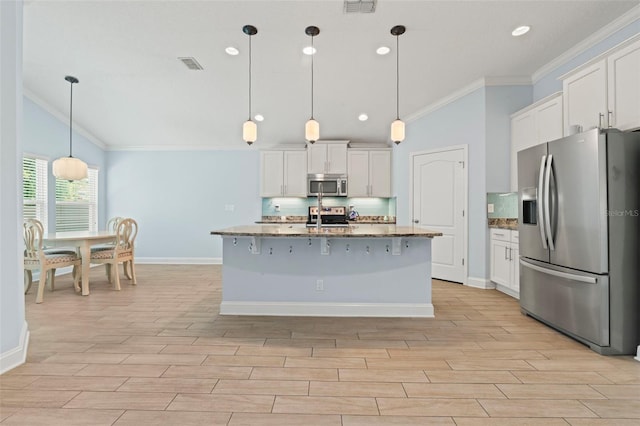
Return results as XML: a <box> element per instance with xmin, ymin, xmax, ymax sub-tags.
<box><xmin>544</xmin><ymin>154</ymin><xmax>555</xmax><ymax>251</ymax></box>
<box><xmin>538</xmin><ymin>155</ymin><xmax>548</xmax><ymax>249</ymax></box>
<box><xmin>519</xmin><ymin>259</ymin><xmax>597</xmax><ymax>284</ymax></box>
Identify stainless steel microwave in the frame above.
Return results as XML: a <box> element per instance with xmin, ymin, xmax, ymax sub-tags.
<box><xmin>307</xmin><ymin>174</ymin><xmax>348</xmax><ymax>197</ymax></box>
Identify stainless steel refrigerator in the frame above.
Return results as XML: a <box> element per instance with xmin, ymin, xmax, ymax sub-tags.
<box><xmin>518</xmin><ymin>128</ymin><xmax>640</xmax><ymax>355</ymax></box>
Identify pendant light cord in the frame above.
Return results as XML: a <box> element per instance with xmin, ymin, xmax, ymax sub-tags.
<box><xmin>395</xmin><ymin>34</ymin><xmax>400</xmax><ymax>120</ymax></box>
<box><xmin>69</xmin><ymin>81</ymin><xmax>74</xmax><ymax>157</ymax></box>
<box><xmin>248</xmin><ymin>34</ymin><xmax>252</xmax><ymax>120</ymax></box>
<box><xmin>310</xmin><ymin>34</ymin><xmax>314</xmax><ymax>120</ymax></box>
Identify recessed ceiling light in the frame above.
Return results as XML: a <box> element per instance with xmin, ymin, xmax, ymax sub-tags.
<box><xmin>358</xmin><ymin>113</ymin><xmax>368</xmax><ymax>121</ymax></box>
<box><xmin>512</xmin><ymin>25</ymin><xmax>530</xmax><ymax>37</ymax></box>
<box><xmin>254</xmin><ymin>114</ymin><xmax>264</xmax><ymax>122</ymax></box>
<box><xmin>376</xmin><ymin>46</ymin><xmax>390</xmax><ymax>55</ymax></box>
<box><xmin>303</xmin><ymin>46</ymin><xmax>317</xmax><ymax>55</ymax></box>
<box><xmin>225</xmin><ymin>46</ymin><xmax>239</xmax><ymax>55</ymax></box>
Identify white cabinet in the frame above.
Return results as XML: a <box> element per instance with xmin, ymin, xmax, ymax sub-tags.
<box><xmin>562</xmin><ymin>59</ymin><xmax>607</xmax><ymax>134</ymax></box>
<box><xmin>607</xmin><ymin>38</ymin><xmax>640</xmax><ymax>131</ymax></box>
<box><xmin>307</xmin><ymin>141</ymin><xmax>348</xmax><ymax>174</ymax></box>
<box><xmin>347</xmin><ymin>149</ymin><xmax>391</xmax><ymax>197</ymax></box>
<box><xmin>260</xmin><ymin>150</ymin><xmax>307</xmax><ymax>197</ymax></box>
<box><xmin>490</xmin><ymin>229</ymin><xmax>519</xmax><ymax>298</ymax></box>
<box><xmin>510</xmin><ymin>93</ymin><xmax>563</xmax><ymax>191</ymax></box>
<box><xmin>562</xmin><ymin>36</ymin><xmax>640</xmax><ymax>134</ymax></box>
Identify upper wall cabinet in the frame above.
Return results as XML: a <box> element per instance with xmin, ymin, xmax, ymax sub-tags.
<box><xmin>347</xmin><ymin>149</ymin><xmax>391</xmax><ymax>197</ymax></box>
<box><xmin>510</xmin><ymin>92</ymin><xmax>563</xmax><ymax>191</ymax></box>
<box><xmin>562</xmin><ymin>35</ymin><xmax>640</xmax><ymax>134</ymax></box>
<box><xmin>307</xmin><ymin>141</ymin><xmax>348</xmax><ymax>174</ymax></box>
<box><xmin>260</xmin><ymin>150</ymin><xmax>307</xmax><ymax>197</ymax></box>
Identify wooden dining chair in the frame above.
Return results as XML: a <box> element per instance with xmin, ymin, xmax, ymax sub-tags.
<box><xmin>89</xmin><ymin>218</ymin><xmax>138</xmax><ymax>290</ymax></box>
<box><xmin>23</xmin><ymin>219</ymin><xmax>81</xmax><ymax>303</ymax></box>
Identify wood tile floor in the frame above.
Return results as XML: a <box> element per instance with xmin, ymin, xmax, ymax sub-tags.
<box><xmin>1</xmin><ymin>264</ymin><xmax>639</xmax><ymax>425</ymax></box>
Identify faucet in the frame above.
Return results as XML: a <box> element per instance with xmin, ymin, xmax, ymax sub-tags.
<box><xmin>317</xmin><ymin>182</ymin><xmax>323</xmax><ymax>230</ymax></box>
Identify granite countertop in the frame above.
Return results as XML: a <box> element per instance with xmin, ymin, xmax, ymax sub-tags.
<box><xmin>257</xmin><ymin>216</ymin><xmax>396</xmax><ymax>224</ymax></box>
<box><xmin>488</xmin><ymin>218</ymin><xmax>518</xmax><ymax>230</ymax></box>
<box><xmin>211</xmin><ymin>224</ymin><xmax>441</xmax><ymax>238</ymax></box>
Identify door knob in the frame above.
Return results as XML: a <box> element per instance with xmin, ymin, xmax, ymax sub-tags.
<box><xmin>413</xmin><ymin>220</ymin><xmax>419</xmax><ymax>224</ymax></box>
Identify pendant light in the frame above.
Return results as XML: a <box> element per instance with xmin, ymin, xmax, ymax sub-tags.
<box><xmin>242</xmin><ymin>25</ymin><xmax>258</xmax><ymax>145</ymax></box>
<box><xmin>53</xmin><ymin>76</ymin><xmax>88</xmax><ymax>181</ymax></box>
<box><xmin>390</xmin><ymin>25</ymin><xmax>406</xmax><ymax>145</ymax></box>
<box><xmin>305</xmin><ymin>26</ymin><xmax>320</xmax><ymax>144</ymax></box>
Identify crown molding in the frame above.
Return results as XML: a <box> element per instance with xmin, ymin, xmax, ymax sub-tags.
<box><xmin>106</xmin><ymin>145</ymin><xmax>256</xmax><ymax>152</ymax></box>
<box><xmin>405</xmin><ymin>76</ymin><xmax>530</xmax><ymax>123</ymax></box>
<box><xmin>24</xmin><ymin>89</ymin><xmax>108</xmax><ymax>150</ymax></box>
<box><xmin>532</xmin><ymin>4</ymin><xmax>640</xmax><ymax>83</ymax></box>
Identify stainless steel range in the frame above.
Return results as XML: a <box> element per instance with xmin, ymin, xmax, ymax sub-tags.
<box><xmin>306</xmin><ymin>206</ymin><xmax>349</xmax><ymax>228</ymax></box>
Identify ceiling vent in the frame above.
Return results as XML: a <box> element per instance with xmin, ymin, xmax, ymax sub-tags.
<box><xmin>344</xmin><ymin>0</ymin><xmax>377</xmax><ymax>14</ymax></box>
<box><xmin>178</xmin><ymin>57</ymin><xmax>203</xmax><ymax>70</ymax></box>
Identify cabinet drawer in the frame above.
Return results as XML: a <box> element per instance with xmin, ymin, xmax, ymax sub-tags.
<box><xmin>490</xmin><ymin>228</ymin><xmax>511</xmax><ymax>242</ymax></box>
<box><xmin>511</xmin><ymin>231</ymin><xmax>519</xmax><ymax>244</ymax></box>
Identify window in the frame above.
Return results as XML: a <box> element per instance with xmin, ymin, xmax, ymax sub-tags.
<box><xmin>22</xmin><ymin>156</ymin><xmax>48</xmax><ymax>231</ymax></box>
<box><xmin>55</xmin><ymin>167</ymin><xmax>98</xmax><ymax>232</ymax></box>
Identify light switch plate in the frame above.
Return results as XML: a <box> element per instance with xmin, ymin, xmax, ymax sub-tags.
<box><xmin>487</xmin><ymin>203</ymin><xmax>494</xmax><ymax>213</ymax></box>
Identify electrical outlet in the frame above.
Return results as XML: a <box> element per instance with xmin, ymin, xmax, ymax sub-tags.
<box><xmin>274</xmin><ymin>204</ymin><xmax>280</xmax><ymax>212</ymax></box>
<box><xmin>316</xmin><ymin>279</ymin><xmax>324</xmax><ymax>291</ymax></box>
<box><xmin>225</xmin><ymin>204</ymin><xmax>235</xmax><ymax>212</ymax></box>
<box><xmin>487</xmin><ymin>203</ymin><xmax>494</xmax><ymax>213</ymax></box>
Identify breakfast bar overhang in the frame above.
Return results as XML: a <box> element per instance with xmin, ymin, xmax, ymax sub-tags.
<box><xmin>211</xmin><ymin>225</ymin><xmax>442</xmax><ymax>317</ymax></box>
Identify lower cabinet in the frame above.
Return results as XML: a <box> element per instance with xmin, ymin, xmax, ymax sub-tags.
<box><xmin>490</xmin><ymin>228</ymin><xmax>519</xmax><ymax>298</ymax></box>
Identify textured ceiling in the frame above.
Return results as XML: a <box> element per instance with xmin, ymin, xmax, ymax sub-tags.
<box><xmin>23</xmin><ymin>0</ymin><xmax>640</xmax><ymax>149</ymax></box>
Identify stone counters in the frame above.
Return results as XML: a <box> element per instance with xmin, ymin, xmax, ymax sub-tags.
<box><xmin>212</xmin><ymin>224</ymin><xmax>441</xmax><ymax>238</ymax></box>
<box><xmin>488</xmin><ymin>218</ymin><xmax>518</xmax><ymax>230</ymax></box>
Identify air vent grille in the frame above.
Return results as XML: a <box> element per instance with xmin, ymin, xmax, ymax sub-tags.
<box><xmin>344</xmin><ymin>0</ymin><xmax>377</xmax><ymax>13</ymax></box>
<box><xmin>178</xmin><ymin>57</ymin><xmax>203</xmax><ymax>70</ymax></box>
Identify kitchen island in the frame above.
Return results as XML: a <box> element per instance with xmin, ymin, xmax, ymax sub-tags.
<box><xmin>210</xmin><ymin>224</ymin><xmax>442</xmax><ymax>317</ymax></box>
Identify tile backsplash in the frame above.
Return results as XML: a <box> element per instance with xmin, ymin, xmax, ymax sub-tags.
<box><xmin>487</xmin><ymin>192</ymin><xmax>518</xmax><ymax>219</ymax></box>
<box><xmin>262</xmin><ymin>197</ymin><xmax>396</xmax><ymax>218</ymax></box>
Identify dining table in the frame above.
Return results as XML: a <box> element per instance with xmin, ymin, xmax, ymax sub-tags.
<box><xmin>43</xmin><ymin>230</ymin><xmax>116</xmax><ymax>296</ymax></box>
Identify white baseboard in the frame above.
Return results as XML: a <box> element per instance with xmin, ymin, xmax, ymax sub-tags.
<box><xmin>220</xmin><ymin>301</ymin><xmax>434</xmax><ymax>318</ymax></box>
<box><xmin>0</xmin><ymin>321</ymin><xmax>29</xmax><ymax>374</ymax></box>
<box><xmin>495</xmin><ymin>283</ymin><xmax>520</xmax><ymax>300</ymax></box>
<box><xmin>466</xmin><ymin>277</ymin><xmax>495</xmax><ymax>289</ymax></box>
<box><xmin>135</xmin><ymin>257</ymin><xmax>222</xmax><ymax>265</ymax></box>
<box><xmin>635</xmin><ymin>345</ymin><xmax>640</xmax><ymax>362</ymax></box>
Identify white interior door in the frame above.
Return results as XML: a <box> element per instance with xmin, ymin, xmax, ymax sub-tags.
<box><xmin>412</xmin><ymin>147</ymin><xmax>466</xmax><ymax>283</ymax></box>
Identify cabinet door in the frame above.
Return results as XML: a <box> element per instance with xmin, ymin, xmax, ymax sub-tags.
<box><xmin>607</xmin><ymin>38</ymin><xmax>640</xmax><ymax>131</ymax></box>
<box><xmin>347</xmin><ymin>151</ymin><xmax>369</xmax><ymax>197</ymax></box>
<box><xmin>490</xmin><ymin>239</ymin><xmax>511</xmax><ymax>287</ymax></box>
<box><xmin>536</xmin><ymin>95</ymin><xmax>563</xmax><ymax>144</ymax></box>
<box><xmin>326</xmin><ymin>144</ymin><xmax>348</xmax><ymax>174</ymax></box>
<box><xmin>260</xmin><ymin>151</ymin><xmax>284</xmax><ymax>197</ymax></box>
<box><xmin>510</xmin><ymin>244</ymin><xmax>520</xmax><ymax>294</ymax></box>
<box><xmin>283</xmin><ymin>151</ymin><xmax>307</xmax><ymax>196</ymax></box>
<box><xmin>510</xmin><ymin>111</ymin><xmax>536</xmax><ymax>192</ymax></box>
<box><xmin>562</xmin><ymin>59</ymin><xmax>607</xmax><ymax>135</ymax></box>
<box><xmin>369</xmin><ymin>150</ymin><xmax>391</xmax><ymax>197</ymax></box>
<box><xmin>307</xmin><ymin>144</ymin><xmax>327</xmax><ymax>174</ymax></box>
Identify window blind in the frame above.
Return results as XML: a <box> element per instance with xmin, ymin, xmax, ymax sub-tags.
<box><xmin>55</xmin><ymin>167</ymin><xmax>98</xmax><ymax>232</ymax></box>
<box><xmin>23</xmin><ymin>156</ymin><xmax>48</xmax><ymax>232</ymax></box>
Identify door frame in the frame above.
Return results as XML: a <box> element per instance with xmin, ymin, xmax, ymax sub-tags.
<box><xmin>409</xmin><ymin>144</ymin><xmax>469</xmax><ymax>285</ymax></box>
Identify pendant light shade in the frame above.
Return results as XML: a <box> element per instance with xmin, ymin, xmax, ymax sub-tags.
<box><xmin>305</xmin><ymin>26</ymin><xmax>320</xmax><ymax>144</ymax></box>
<box><xmin>242</xmin><ymin>25</ymin><xmax>258</xmax><ymax>145</ymax></box>
<box><xmin>390</xmin><ymin>25</ymin><xmax>406</xmax><ymax>145</ymax></box>
<box><xmin>53</xmin><ymin>76</ymin><xmax>88</xmax><ymax>181</ymax></box>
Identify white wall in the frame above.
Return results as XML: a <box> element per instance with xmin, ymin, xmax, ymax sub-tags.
<box><xmin>106</xmin><ymin>149</ymin><xmax>262</xmax><ymax>262</ymax></box>
<box><xmin>0</xmin><ymin>0</ymin><xmax>27</xmax><ymax>373</ymax></box>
